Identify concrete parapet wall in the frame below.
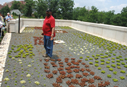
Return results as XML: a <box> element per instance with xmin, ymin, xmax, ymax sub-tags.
<box><xmin>9</xmin><ymin>18</ymin><xmax>127</xmax><ymax>45</ymax></box>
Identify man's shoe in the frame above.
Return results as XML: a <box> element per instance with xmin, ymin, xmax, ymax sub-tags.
<box><xmin>43</xmin><ymin>54</ymin><xmax>48</xmax><ymax>57</ymax></box>
<box><xmin>44</xmin><ymin>56</ymin><xmax>51</xmax><ymax>59</ymax></box>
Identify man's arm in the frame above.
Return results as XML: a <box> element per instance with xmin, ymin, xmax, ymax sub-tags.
<box><xmin>6</xmin><ymin>16</ymin><xmax>8</xmax><ymax>21</ymax></box>
<box><xmin>50</xmin><ymin>27</ymin><xmax>55</xmax><ymax>40</ymax></box>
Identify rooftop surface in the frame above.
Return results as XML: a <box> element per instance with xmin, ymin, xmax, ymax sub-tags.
<box><xmin>1</xmin><ymin>26</ymin><xmax>127</xmax><ymax>87</ymax></box>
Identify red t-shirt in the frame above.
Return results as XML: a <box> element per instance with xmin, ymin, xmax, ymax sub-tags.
<box><xmin>42</xmin><ymin>15</ymin><xmax>55</xmax><ymax>37</ymax></box>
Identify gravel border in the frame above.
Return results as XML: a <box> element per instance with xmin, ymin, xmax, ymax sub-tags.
<box><xmin>0</xmin><ymin>33</ymin><xmax>12</xmax><ymax>87</ymax></box>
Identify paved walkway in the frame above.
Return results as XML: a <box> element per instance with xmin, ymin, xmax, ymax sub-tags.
<box><xmin>0</xmin><ymin>33</ymin><xmax>11</xmax><ymax>86</ymax></box>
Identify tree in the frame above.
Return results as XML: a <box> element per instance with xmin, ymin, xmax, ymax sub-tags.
<box><xmin>45</xmin><ymin>0</ymin><xmax>61</xmax><ymax>18</ymax></box>
<box><xmin>97</xmin><ymin>11</ymin><xmax>106</xmax><ymax>23</ymax></box>
<box><xmin>110</xmin><ymin>14</ymin><xmax>122</xmax><ymax>26</ymax></box>
<box><xmin>104</xmin><ymin>10</ymin><xmax>115</xmax><ymax>24</ymax></box>
<box><xmin>87</xmin><ymin>6</ymin><xmax>98</xmax><ymax>22</ymax></box>
<box><xmin>35</xmin><ymin>0</ymin><xmax>48</xmax><ymax>18</ymax></box>
<box><xmin>59</xmin><ymin>0</ymin><xmax>74</xmax><ymax>19</ymax></box>
<box><xmin>120</xmin><ymin>7</ymin><xmax>127</xmax><ymax>26</ymax></box>
<box><xmin>73</xmin><ymin>6</ymin><xmax>88</xmax><ymax>21</ymax></box>
<box><xmin>11</xmin><ymin>0</ymin><xmax>22</xmax><ymax>10</ymax></box>
<box><xmin>23</xmin><ymin>0</ymin><xmax>35</xmax><ymax>17</ymax></box>
<box><xmin>1</xmin><ymin>5</ymin><xmax>10</xmax><ymax>16</ymax></box>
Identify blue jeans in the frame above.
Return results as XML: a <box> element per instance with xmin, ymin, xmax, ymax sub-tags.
<box><xmin>44</xmin><ymin>35</ymin><xmax>53</xmax><ymax>57</ymax></box>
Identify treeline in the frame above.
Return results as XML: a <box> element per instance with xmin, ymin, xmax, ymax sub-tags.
<box><xmin>73</xmin><ymin>6</ymin><xmax>127</xmax><ymax>27</ymax></box>
<box><xmin>0</xmin><ymin>0</ymin><xmax>127</xmax><ymax>27</ymax></box>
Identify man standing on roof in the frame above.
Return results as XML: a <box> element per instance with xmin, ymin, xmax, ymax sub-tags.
<box><xmin>6</xmin><ymin>13</ymin><xmax>12</xmax><ymax>32</ymax></box>
<box><xmin>6</xmin><ymin>13</ymin><xmax>12</xmax><ymax>22</ymax></box>
<box><xmin>42</xmin><ymin>9</ymin><xmax>55</xmax><ymax>59</ymax></box>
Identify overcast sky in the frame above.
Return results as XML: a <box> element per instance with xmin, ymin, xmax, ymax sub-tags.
<box><xmin>0</xmin><ymin>0</ymin><xmax>127</xmax><ymax>13</ymax></box>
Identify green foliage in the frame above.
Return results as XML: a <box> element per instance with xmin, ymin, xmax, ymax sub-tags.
<box><xmin>80</xmin><ymin>56</ymin><xmax>83</xmax><ymax>59</ymax></box>
<box><xmin>112</xmin><ymin>60</ymin><xmax>115</xmax><ymax>63</ymax></box>
<box><xmin>121</xmin><ymin>62</ymin><xmax>125</xmax><ymax>65</ymax></box>
<box><xmin>100</xmin><ymin>59</ymin><xmax>105</xmax><ymax>62</ymax></box>
<box><xmin>113</xmin><ymin>78</ymin><xmax>118</xmax><ymax>82</ymax></box>
<box><xmin>89</xmin><ymin>62</ymin><xmax>93</xmax><ymax>65</ymax></box>
<box><xmin>106</xmin><ymin>61</ymin><xmax>110</xmax><ymax>64</ymax></box>
<box><xmin>9</xmin><ymin>55</ymin><xmax>12</xmax><ymax>58</ymax></box>
<box><xmin>89</xmin><ymin>58</ymin><xmax>93</xmax><ymax>60</ymax></box>
<box><xmin>117</xmin><ymin>63</ymin><xmax>121</xmax><ymax>66</ymax></box>
<box><xmin>120</xmin><ymin>76</ymin><xmax>125</xmax><ymax>80</ymax></box>
<box><xmin>125</xmin><ymin>58</ymin><xmax>127</xmax><ymax>60</ymax></box>
<box><xmin>120</xmin><ymin>58</ymin><xmax>124</xmax><ymax>61</ymax></box>
<box><xmin>95</xmin><ymin>60</ymin><xmax>99</xmax><ymax>63</ymax></box>
<box><xmin>96</xmin><ymin>54</ymin><xmax>100</xmax><ymax>57</ymax></box>
<box><xmin>108</xmin><ymin>58</ymin><xmax>110</xmax><ymax>61</ymax></box>
<box><xmin>85</xmin><ymin>58</ymin><xmax>88</xmax><ymax>61</ymax></box>
<box><xmin>101</xmin><ymin>70</ymin><xmax>105</xmax><ymax>74</ymax></box>
<box><xmin>108</xmin><ymin>54</ymin><xmax>111</xmax><ymax>57</ymax></box>
<box><xmin>120</xmin><ymin>70</ymin><xmax>125</xmax><ymax>73</ymax></box>
<box><xmin>11</xmin><ymin>0</ymin><xmax>24</xmax><ymax>12</ymax></box>
<box><xmin>86</xmin><ymin>56</ymin><xmax>90</xmax><ymax>58</ymax></box>
<box><xmin>113</xmin><ymin>71</ymin><xmax>117</xmax><ymax>75</ymax></box>
<box><xmin>0</xmin><ymin>5</ymin><xmax>10</xmax><ymax>16</ymax></box>
<box><xmin>59</xmin><ymin>0</ymin><xmax>74</xmax><ymax>19</ymax></box>
<box><xmin>101</xmin><ymin>62</ymin><xmax>105</xmax><ymax>65</ymax></box>
<box><xmin>23</xmin><ymin>0</ymin><xmax>35</xmax><ymax>17</ymax></box>
<box><xmin>94</xmin><ymin>57</ymin><xmax>99</xmax><ymax>60</ymax></box>
<box><xmin>107</xmin><ymin>74</ymin><xmax>111</xmax><ymax>78</ymax></box>
<box><xmin>117</xmin><ymin>66</ymin><xmax>121</xmax><ymax>69</ymax></box>
<box><xmin>106</xmin><ymin>65</ymin><xmax>110</xmax><ymax>68</ymax></box>
<box><xmin>109</xmin><ymin>68</ymin><xmax>113</xmax><ymax>71</ymax></box>
<box><xmin>95</xmin><ymin>63</ymin><xmax>99</xmax><ymax>67</ymax></box>
<box><xmin>116</xmin><ymin>60</ymin><xmax>120</xmax><ymax>62</ymax></box>
<box><xmin>100</xmin><ymin>56</ymin><xmax>105</xmax><ymax>58</ymax></box>
<box><xmin>34</xmin><ymin>0</ymin><xmax>47</xmax><ymax>18</ymax></box>
<box><xmin>124</xmin><ymin>65</ymin><xmax>127</xmax><ymax>68</ymax></box>
<box><xmin>111</xmin><ymin>64</ymin><xmax>116</xmax><ymax>68</ymax></box>
<box><xmin>98</xmin><ymin>67</ymin><xmax>101</xmax><ymax>70</ymax></box>
<box><xmin>116</xmin><ymin>56</ymin><xmax>120</xmax><ymax>59</ymax></box>
<box><xmin>113</xmin><ymin>53</ymin><xmax>116</xmax><ymax>56</ymax></box>
<box><xmin>112</xmin><ymin>58</ymin><xmax>115</xmax><ymax>60</ymax></box>
<box><xmin>8</xmin><ymin>52</ymin><xmax>11</xmax><ymax>54</ymax></box>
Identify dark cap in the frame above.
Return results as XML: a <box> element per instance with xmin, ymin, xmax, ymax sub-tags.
<box><xmin>46</xmin><ymin>9</ymin><xmax>52</xmax><ymax>12</ymax></box>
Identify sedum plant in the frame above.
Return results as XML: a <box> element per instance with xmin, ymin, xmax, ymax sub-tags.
<box><xmin>20</xmin><ymin>80</ymin><xmax>26</xmax><ymax>84</ymax></box>
<box><xmin>120</xmin><ymin>76</ymin><xmax>125</xmax><ymax>80</ymax></box>
<box><xmin>101</xmin><ymin>70</ymin><xmax>105</xmax><ymax>74</ymax></box>
<box><xmin>34</xmin><ymin>81</ymin><xmax>40</xmax><ymax>85</ymax></box>
<box><xmin>106</xmin><ymin>65</ymin><xmax>110</xmax><ymax>68</ymax></box>
<box><xmin>124</xmin><ymin>65</ymin><xmax>127</xmax><ymax>68</ymax></box>
<box><xmin>107</xmin><ymin>74</ymin><xmax>112</xmax><ymax>78</ymax></box>
<box><xmin>4</xmin><ymin>78</ymin><xmax>10</xmax><ymax>81</ymax></box>
<box><xmin>109</xmin><ymin>68</ymin><xmax>113</xmax><ymax>71</ymax></box>
<box><xmin>120</xmin><ymin>70</ymin><xmax>125</xmax><ymax>73</ymax></box>
<box><xmin>106</xmin><ymin>61</ymin><xmax>110</xmax><ymax>64</ymax></box>
<box><xmin>98</xmin><ymin>67</ymin><xmax>101</xmax><ymax>70</ymax></box>
<box><xmin>117</xmin><ymin>66</ymin><xmax>121</xmax><ymax>69</ymax></box>
<box><xmin>95</xmin><ymin>64</ymin><xmax>99</xmax><ymax>67</ymax></box>
<box><xmin>111</xmin><ymin>64</ymin><xmax>116</xmax><ymax>68</ymax></box>
<box><xmin>113</xmin><ymin>78</ymin><xmax>118</xmax><ymax>82</ymax></box>
<box><xmin>113</xmin><ymin>71</ymin><xmax>117</xmax><ymax>75</ymax></box>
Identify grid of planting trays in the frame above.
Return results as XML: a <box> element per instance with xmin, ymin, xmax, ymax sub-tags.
<box><xmin>1</xmin><ymin>26</ymin><xmax>127</xmax><ymax>87</ymax></box>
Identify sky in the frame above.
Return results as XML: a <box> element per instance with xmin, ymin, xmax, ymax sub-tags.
<box><xmin>0</xmin><ymin>0</ymin><xmax>127</xmax><ymax>14</ymax></box>
<box><xmin>74</xmin><ymin>0</ymin><xmax>127</xmax><ymax>14</ymax></box>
